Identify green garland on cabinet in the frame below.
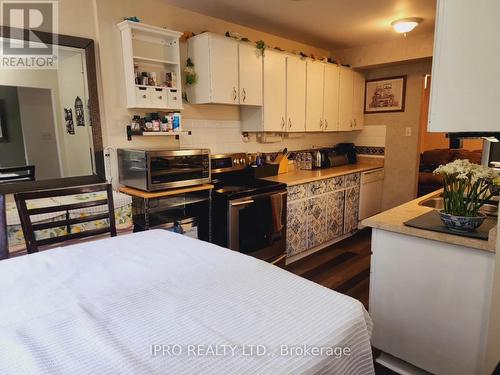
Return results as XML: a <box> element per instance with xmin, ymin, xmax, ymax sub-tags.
<box><xmin>184</xmin><ymin>58</ymin><xmax>198</xmax><ymax>85</ymax></box>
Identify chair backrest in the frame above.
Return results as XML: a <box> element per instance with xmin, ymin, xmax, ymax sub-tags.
<box><xmin>15</xmin><ymin>183</ymin><xmax>116</xmax><ymax>254</ymax></box>
<box><xmin>0</xmin><ymin>165</ymin><xmax>35</xmax><ymax>183</ymax></box>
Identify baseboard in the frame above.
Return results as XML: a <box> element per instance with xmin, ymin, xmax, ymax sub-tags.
<box><xmin>375</xmin><ymin>352</ymin><xmax>431</xmax><ymax>375</ymax></box>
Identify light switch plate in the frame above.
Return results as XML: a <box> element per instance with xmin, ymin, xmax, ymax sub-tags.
<box><xmin>405</xmin><ymin>127</ymin><xmax>412</xmax><ymax>137</ymax></box>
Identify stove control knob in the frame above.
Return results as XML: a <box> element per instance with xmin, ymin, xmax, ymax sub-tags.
<box><xmin>234</xmin><ymin>159</ymin><xmax>239</xmax><ymax>165</ymax></box>
<box><xmin>240</xmin><ymin>158</ymin><xmax>246</xmax><ymax>165</ymax></box>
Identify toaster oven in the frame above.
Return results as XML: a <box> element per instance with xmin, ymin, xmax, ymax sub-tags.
<box><xmin>117</xmin><ymin>149</ymin><xmax>210</xmax><ymax>191</ymax></box>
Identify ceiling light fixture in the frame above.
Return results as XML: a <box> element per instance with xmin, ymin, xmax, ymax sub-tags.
<box><xmin>391</xmin><ymin>17</ymin><xmax>423</xmax><ymax>34</ymax></box>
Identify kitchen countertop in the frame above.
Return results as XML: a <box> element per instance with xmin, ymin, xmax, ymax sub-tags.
<box><xmin>263</xmin><ymin>158</ymin><xmax>384</xmax><ymax>186</ymax></box>
<box><xmin>362</xmin><ymin>190</ymin><xmax>498</xmax><ymax>253</ymax></box>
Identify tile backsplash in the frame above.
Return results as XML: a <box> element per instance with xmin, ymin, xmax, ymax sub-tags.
<box><xmin>180</xmin><ymin>119</ymin><xmax>387</xmax><ymax>153</ymax></box>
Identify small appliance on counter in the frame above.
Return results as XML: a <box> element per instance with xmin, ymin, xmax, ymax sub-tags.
<box><xmin>117</xmin><ymin>148</ymin><xmax>210</xmax><ymax>191</ymax></box>
<box><xmin>333</xmin><ymin>143</ymin><xmax>357</xmax><ymax>164</ymax></box>
<box><xmin>312</xmin><ymin>149</ymin><xmax>332</xmax><ymax>169</ymax></box>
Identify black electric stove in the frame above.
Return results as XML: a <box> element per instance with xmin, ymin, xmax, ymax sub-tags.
<box><xmin>210</xmin><ymin>153</ymin><xmax>287</xmax><ymax>262</ymax></box>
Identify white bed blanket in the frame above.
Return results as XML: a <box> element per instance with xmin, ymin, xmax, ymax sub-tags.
<box><xmin>0</xmin><ymin>230</ymin><xmax>374</xmax><ymax>374</ymax></box>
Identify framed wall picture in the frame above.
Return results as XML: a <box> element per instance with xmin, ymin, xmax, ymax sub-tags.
<box><xmin>364</xmin><ymin>75</ymin><xmax>407</xmax><ymax>113</ymax></box>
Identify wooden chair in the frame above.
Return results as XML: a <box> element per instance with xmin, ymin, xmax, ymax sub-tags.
<box><xmin>15</xmin><ymin>183</ymin><xmax>116</xmax><ymax>254</ymax></box>
<box><xmin>0</xmin><ymin>165</ymin><xmax>35</xmax><ymax>183</ymax></box>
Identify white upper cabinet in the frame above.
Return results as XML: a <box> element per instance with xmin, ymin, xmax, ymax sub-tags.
<box><xmin>352</xmin><ymin>70</ymin><xmax>365</xmax><ymax>130</ymax></box>
<box><xmin>262</xmin><ymin>50</ymin><xmax>287</xmax><ymax>132</ymax></box>
<box><xmin>306</xmin><ymin>61</ymin><xmax>325</xmax><ymax>132</ymax></box>
<box><xmin>187</xmin><ymin>33</ymin><xmax>262</xmax><ymax>105</ymax></box>
<box><xmin>339</xmin><ymin>67</ymin><xmax>354</xmax><ymax>131</ymax></box>
<box><xmin>429</xmin><ymin>0</ymin><xmax>500</xmax><ymax>132</ymax></box>
<box><xmin>323</xmin><ymin>64</ymin><xmax>340</xmax><ymax>132</ymax></box>
<box><xmin>286</xmin><ymin>55</ymin><xmax>307</xmax><ymax>132</ymax></box>
<box><xmin>117</xmin><ymin>21</ymin><xmax>183</xmax><ymax>110</ymax></box>
<box><xmin>187</xmin><ymin>33</ymin><xmax>238</xmax><ymax>104</ymax></box>
<box><xmin>209</xmin><ymin>35</ymin><xmax>239</xmax><ymax>104</ymax></box>
<box><xmin>238</xmin><ymin>43</ymin><xmax>263</xmax><ymax>106</ymax></box>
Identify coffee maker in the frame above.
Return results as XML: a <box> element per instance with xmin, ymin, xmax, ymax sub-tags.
<box><xmin>333</xmin><ymin>143</ymin><xmax>357</xmax><ymax>164</ymax></box>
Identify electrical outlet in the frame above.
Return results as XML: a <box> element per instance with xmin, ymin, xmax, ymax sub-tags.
<box><xmin>405</xmin><ymin>127</ymin><xmax>412</xmax><ymax>137</ymax></box>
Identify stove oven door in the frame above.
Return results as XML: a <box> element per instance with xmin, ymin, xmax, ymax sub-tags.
<box><xmin>228</xmin><ymin>190</ymin><xmax>287</xmax><ymax>261</ymax></box>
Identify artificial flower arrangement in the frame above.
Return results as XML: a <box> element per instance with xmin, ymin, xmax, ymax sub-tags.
<box><xmin>433</xmin><ymin>159</ymin><xmax>499</xmax><ymax>231</ymax></box>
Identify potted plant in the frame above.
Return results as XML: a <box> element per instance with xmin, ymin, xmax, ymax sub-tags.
<box><xmin>433</xmin><ymin>159</ymin><xmax>499</xmax><ymax>231</ymax></box>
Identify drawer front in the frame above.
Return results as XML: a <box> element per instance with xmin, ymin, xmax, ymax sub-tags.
<box><xmin>307</xmin><ymin>179</ymin><xmax>328</xmax><ymax>196</ymax></box>
<box><xmin>326</xmin><ymin>176</ymin><xmax>344</xmax><ymax>192</ymax></box>
<box><xmin>135</xmin><ymin>86</ymin><xmax>150</xmax><ymax>107</ymax></box>
<box><xmin>345</xmin><ymin>173</ymin><xmax>360</xmax><ymax>188</ymax></box>
<box><xmin>168</xmin><ymin>89</ymin><xmax>181</xmax><ymax>108</ymax></box>
<box><xmin>151</xmin><ymin>87</ymin><xmax>168</xmax><ymax>108</ymax></box>
<box><xmin>287</xmin><ymin>184</ymin><xmax>307</xmax><ymax>201</ymax></box>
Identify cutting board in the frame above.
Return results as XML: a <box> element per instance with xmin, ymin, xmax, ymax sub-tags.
<box><xmin>404</xmin><ymin>210</ymin><xmax>497</xmax><ymax>240</ymax></box>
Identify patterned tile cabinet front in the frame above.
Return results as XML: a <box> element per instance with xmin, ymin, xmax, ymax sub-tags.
<box><xmin>286</xmin><ymin>184</ymin><xmax>308</xmax><ymax>256</ymax></box>
<box><xmin>286</xmin><ymin>200</ymin><xmax>308</xmax><ymax>256</ymax></box>
<box><xmin>343</xmin><ymin>173</ymin><xmax>361</xmax><ymax>235</ymax></box>
<box><xmin>326</xmin><ymin>190</ymin><xmax>344</xmax><ymax>240</ymax></box>
<box><xmin>307</xmin><ymin>195</ymin><xmax>328</xmax><ymax>248</ymax></box>
<box><xmin>286</xmin><ymin>172</ymin><xmax>361</xmax><ymax>257</ymax></box>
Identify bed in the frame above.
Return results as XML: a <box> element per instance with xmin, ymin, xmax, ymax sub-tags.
<box><xmin>0</xmin><ymin>230</ymin><xmax>374</xmax><ymax>374</ymax></box>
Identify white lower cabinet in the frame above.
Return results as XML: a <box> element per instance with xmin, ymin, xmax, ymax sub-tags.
<box><xmin>286</xmin><ymin>173</ymin><xmax>360</xmax><ymax>258</ymax></box>
<box><xmin>370</xmin><ymin>229</ymin><xmax>496</xmax><ymax>375</ymax></box>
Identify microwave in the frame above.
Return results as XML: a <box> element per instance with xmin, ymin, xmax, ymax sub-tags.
<box><xmin>117</xmin><ymin>148</ymin><xmax>210</xmax><ymax>191</ymax></box>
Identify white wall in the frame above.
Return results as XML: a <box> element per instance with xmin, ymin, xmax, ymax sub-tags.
<box><xmin>56</xmin><ymin>50</ymin><xmax>93</xmax><ymax>177</ymax></box>
<box><xmin>17</xmin><ymin>87</ymin><xmax>61</xmax><ymax>180</ymax></box>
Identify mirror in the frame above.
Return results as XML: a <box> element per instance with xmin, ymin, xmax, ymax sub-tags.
<box><xmin>0</xmin><ymin>28</ymin><xmax>104</xmax><ymax>194</ymax></box>
<box><xmin>0</xmin><ymin>47</ymin><xmax>95</xmax><ymax>181</ymax></box>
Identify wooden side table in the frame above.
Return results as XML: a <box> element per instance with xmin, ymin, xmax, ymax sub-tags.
<box><xmin>119</xmin><ymin>184</ymin><xmax>213</xmax><ymax>241</ymax></box>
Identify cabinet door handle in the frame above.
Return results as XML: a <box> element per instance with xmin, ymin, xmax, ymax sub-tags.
<box><xmin>319</xmin><ymin>119</ymin><xmax>323</xmax><ymax>129</ymax></box>
<box><xmin>288</xmin><ymin>118</ymin><xmax>292</xmax><ymax>130</ymax></box>
<box><xmin>281</xmin><ymin>116</ymin><xmax>285</xmax><ymax>130</ymax></box>
<box><xmin>232</xmin><ymin>87</ymin><xmax>237</xmax><ymax>102</ymax></box>
<box><xmin>242</xmin><ymin>88</ymin><xmax>247</xmax><ymax>102</ymax></box>
<box><xmin>353</xmin><ymin>119</ymin><xmax>357</xmax><ymax>128</ymax></box>
<box><xmin>142</xmin><ymin>95</ymin><xmax>147</xmax><ymax>99</ymax></box>
<box><xmin>325</xmin><ymin>119</ymin><xmax>329</xmax><ymax>129</ymax></box>
<box><xmin>231</xmin><ymin>199</ymin><xmax>254</xmax><ymax>207</ymax></box>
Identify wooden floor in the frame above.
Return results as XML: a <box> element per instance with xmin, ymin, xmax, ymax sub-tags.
<box><xmin>286</xmin><ymin>228</ymin><xmax>401</xmax><ymax>375</ymax></box>
<box><xmin>286</xmin><ymin>228</ymin><xmax>372</xmax><ymax>309</ymax></box>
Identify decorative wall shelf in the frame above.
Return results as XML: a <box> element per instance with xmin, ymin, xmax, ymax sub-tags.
<box><xmin>133</xmin><ymin>56</ymin><xmax>179</xmax><ymax>65</ymax></box>
<box><xmin>126</xmin><ymin>125</ymin><xmax>191</xmax><ymax>141</ymax></box>
<box><xmin>117</xmin><ymin>21</ymin><xmax>183</xmax><ymax>110</ymax></box>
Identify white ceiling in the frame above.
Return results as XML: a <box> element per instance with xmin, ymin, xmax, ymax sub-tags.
<box><xmin>163</xmin><ymin>0</ymin><xmax>436</xmax><ymax>50</ymax></box>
